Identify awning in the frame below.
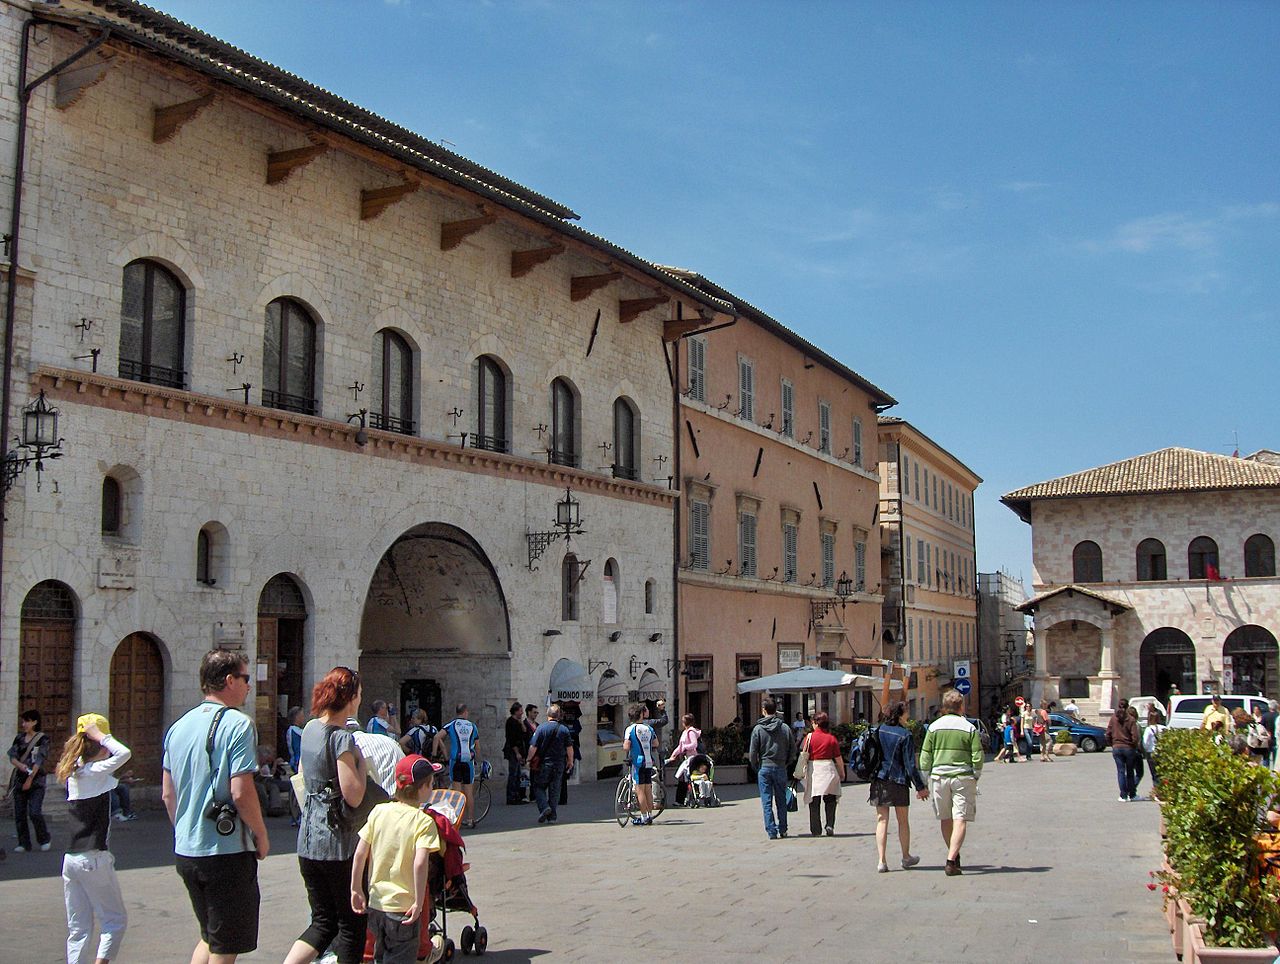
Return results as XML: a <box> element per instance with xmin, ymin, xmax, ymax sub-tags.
<box><xmin>549</xmin><ymin>658</ymin><xmax>594</xmax><ymax>702</ymax></box>
<box><xmin>597</xmin><ymin>670</ymin><xmax>628</xmax><ymax>706</ymax></box>
<box><xmin>736</xmin><ymin>665</ymin><xmax>905</xmax><ymax>695</ymax></box>
<box><xmin>636</xmin><ymin>668</ymin><xmax>666</xmax><ymax>701</ymax></box>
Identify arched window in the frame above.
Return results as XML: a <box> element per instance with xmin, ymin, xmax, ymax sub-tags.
<box><xmin>1136</xmin><ymin>538</ymin><xmax>1167</xmax><ymax>581</ymax></box>
<box><xmin>1188</xmin><ymin>536</ymin><xmax>1219</xmax><ymax>580</ymax></box>
<box><xmin>475</xmin><ymin>355</ymin><xmax>508</xmax><ymax>453</ymax></box>
<box><xmin>1245</xmin><ymin>534</ymin><xmax>1276</xmax><ymax>578</ymax></box>
<box><xmin>852</xmin><ymin>416</ymin><xmax>864</xmax><ymax>467</ymax></box>
<box><xmin>644</xmin><ymin>578</ymin><xmax>655</xmax><ymax>615</ymax></box>
<box><xmin>1072</xmin><ymin>541</ymin><xmax>1103</xmax><ymax>583</ymax></box>
<box><xmin>602</xmin><ymin>558</ymin><xmax>620</xmax><ymax>623</ymax></box>
<box><xmin>561</xmin><ymin>553</ymin><xmax>580</xmax><ymax>621</ymax></box>
<box><xmin>550</xmin><ymin>378</ymin><xmax>578</xmax><ymax>467</ymax></box>
<box><xmin>101</xmin><ymin>476</ymin><xmax>121</xmax><ymax>535</ymax></box>
<box><xmin>196</xmin><ymin>528</ymin><xmax>212</xmax><ymax>585</ymax></box>
<box><xmin>371</xmin><ymin>329</ymin><xmax>414</xmax><ymax>434</ymax></box>
<box><xmin>263</xmin><ymin>298</ymin><xmax>318</xmax><ymax>415</ymax></box>
<box><xmin>120</xmin><ymin>259</ymin><xmax>186</xmax><ymax>388</ymax></box>
<box><xmin>613</xmin><ymin>398</ymin><xmax>639</xmax><ymax>480</ymax></box>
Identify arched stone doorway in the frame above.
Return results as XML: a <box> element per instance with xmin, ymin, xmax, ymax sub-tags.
<box><xmin>109</xmin><ymin>633</ymin><xmax>165</xmax><ymax>784</ymax></box>
<box><xmin>19</xmin><ymin>581</ymin><xmax>77</xmax><ymax>745</ymax></box>
<box><xmin>359</xmin><ymin>523</ymin><xmax>510</xmax><ymax>738</ymax></box>
<box><xmin>1224</xmin><ymin>625</ymin><xmax>1278</xmax><ymax>699</ymax></box>
<box><xmin>258</xmin><ymin>574</ymin><xmax>308</xmax><ymax>757</ymax></box>
<box><xmin>1139</xmin><ymin>628</ymin><xmax>1196</xmax><ymax>703</ymax></box>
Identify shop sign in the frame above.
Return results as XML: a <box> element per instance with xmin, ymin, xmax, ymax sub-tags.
<box><xmin>778</xmin><ymin>644</ymin><xmax>804</xmax><ymax>671</ymax></box>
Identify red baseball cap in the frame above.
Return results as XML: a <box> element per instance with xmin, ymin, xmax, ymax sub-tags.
<box><xmin>395</xmin><ymin>754</ymin><xmax>441</xmax><ymax>789</ymax></box>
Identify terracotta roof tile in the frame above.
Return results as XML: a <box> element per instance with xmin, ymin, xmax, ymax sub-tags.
<box><xmin>1002</xmin><ymin>447</ymin><xmax>1280</xmax><ymax>522</ymax></box>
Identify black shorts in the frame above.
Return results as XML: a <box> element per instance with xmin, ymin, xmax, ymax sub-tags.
<box><xmin>868</xmin><ymin>778</ymin><xmax>910</xmax><ymax>808</ymax></box>
<box><xmin>176</xmin><ymin>851</ymin><xmax>260</xmax><ymax>955</ymax></box>
<box><xmin>452</xmin><ymin>761</ymin><xmax>474</xmax><ymax>784</ymax></box>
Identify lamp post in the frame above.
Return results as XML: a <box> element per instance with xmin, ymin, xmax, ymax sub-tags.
<box><xmin>526</xmin><ymin>487</ymin><xmax>586</xmax><ymax>570</ymax></box>
<box><xmin>3</xmin><ymin>389</ymin><xmax>65</xmax><ymax>496</ymax></box>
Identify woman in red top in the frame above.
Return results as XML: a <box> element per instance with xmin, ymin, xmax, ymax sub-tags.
<box><xmin>799</xmin><ymin>712</ymin><xmax>846</xmax><ymax>837</ymax></box>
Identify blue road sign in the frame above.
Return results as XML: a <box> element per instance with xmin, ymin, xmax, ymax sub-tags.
<box><xmin>954</xmin><ymin>678</ymin><xmax>972</xmax><ymax>696</ymax></box>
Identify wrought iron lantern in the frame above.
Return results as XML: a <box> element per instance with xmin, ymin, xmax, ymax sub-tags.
<box><xmin>527</xmin><ymin>487</ymin><xmax>586</xmax><ymax>570</ymax></box>
<box><xmin>835</xmin><ymin>570</ymin><xmax>854</xmax><ymax>600</ymax></box>
<box><xmin>3</xmin><ymin>389</ymin><xmax>65</xmax><ymax>496</ymax></box>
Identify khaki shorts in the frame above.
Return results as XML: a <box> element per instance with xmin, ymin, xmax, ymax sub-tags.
<box><xmin>930</xmin><ymin>775</ymin><xmax>977</xmax><ymax>822</ymax></box>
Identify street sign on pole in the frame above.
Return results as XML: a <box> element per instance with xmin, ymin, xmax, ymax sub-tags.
<box><xmin>953</xmin><ymin>660</ymin><xmax>971</xmax><ymax>681</ymax></box>
<box><xmin>955</xmin><ymin>678</ymin><xmax>972</xmax><ymax>696</ymax></box>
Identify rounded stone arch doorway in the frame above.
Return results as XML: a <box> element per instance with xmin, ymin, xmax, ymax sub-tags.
<box><xmin>109</xmin><ymin>633</ymin><xmax>166</xmax><ymax>784</ymax></box>
<box><xmin>1223</xmin><ymin>625</ymin><xmax>1278</xmax><ymax>699</ymax></box>
<box><xmin>19</xmin><ymin>580</ymin><xmax>78</xmax><ymax>747</ymax></box>
<box><xmin>1139</xmin><ymin>628</ymin><xmax>1196</xmax><ymax>704</ymax></box>
<box><xmin>359</xmin><ymin>523</ymin><xmax>511</xmax><ymax>733</ymax></box>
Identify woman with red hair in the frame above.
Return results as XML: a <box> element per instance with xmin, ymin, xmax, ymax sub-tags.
<box><xmin>283</xmin><ymin>667</ymin><xmax>369</xmax><ymax>964</ymax></box>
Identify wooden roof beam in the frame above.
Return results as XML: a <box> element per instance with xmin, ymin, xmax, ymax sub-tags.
<box><xmin>266</xmin><ymin>142</ymin><xmax>328</xmax><ymax>185</ymax></box>
<box><xmin>662</xmin><ymin>319</ymin><xmax>705</xmax><ymax>342</ymax></box>
<box><xmin>511</xmin><ymin>244</ymin><xmax>565</xmax><ymax>278</ymax></box>
<box><xmin>440</xmin><ymin>213</ymin><xmax>497</xmax><ymax>251</ymax></box>
<box><xmin>152</xmin><ymin>92</ymin><xmax>215</xmax><ymax>144</ymax></box>
<box><xmin>571</xmin><ymin>271</ymin><xmax>622</xmax><ymax>302</ymax></box>
<box><xmin>619</xmin><ymin>295</ymin><xmax>669</xmax><ymax>324</ymax></box>
<box><xmin>360</xmin><ymin>180</ymin><xmax>418</xmax><ymax>220</ymax></box>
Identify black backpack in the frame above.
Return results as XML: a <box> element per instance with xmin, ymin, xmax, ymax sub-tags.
<box><xmin>851</xmin><ymin>726</ymin><xmax>884</xmax><ymax>781</ymax></box>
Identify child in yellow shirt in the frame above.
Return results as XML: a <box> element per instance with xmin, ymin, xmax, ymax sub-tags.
<box><xmin>351</xmin><ymin>754</ymin><xmax>443</xmax><ymax>964</ymax></box>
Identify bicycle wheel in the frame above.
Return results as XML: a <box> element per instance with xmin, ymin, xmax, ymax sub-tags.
<box><xmin>614</xmin><ymin>777</ymin><xmax>635</xmax><ymax>827</ymax></box>
<box><xmin>472</xmin><ymin>781</ymin><xmax>492</xmax><ymax>825</ymax></box>
<box><xmin>650</xmin><ymin>773</ymin><xmax>666</xmax><ymax>820</ymax></box>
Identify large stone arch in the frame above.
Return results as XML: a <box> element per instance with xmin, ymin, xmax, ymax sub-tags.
<box><xmin>1139</xmin><ymin>628</ymin><xmax>1196</xmax><ymax>703</ymax></box>
<box><xmin>1224</xmin><ymin>625</ymin><xmax>1278</xmax><ymax>700</ymax></box>
<box><xmin>358</xmin><ymin>522</ymin><xmax>511</xmax><ymax>732</ymax></box>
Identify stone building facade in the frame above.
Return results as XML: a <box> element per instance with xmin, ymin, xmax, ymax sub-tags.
<box><xmin>0</xmin><ymin>1</ymin><xmax>734</xmax><ymax>781</ymax></box>
<box><xmin>1004</xmin><ymin>448</ymin><xmax>1280</xmax><ymax>718</ymax></box>
<box><xmin>878</xmin><ymin>417</ymin><xmax>981</xmax><ymax>720</ymax></box>
<box><xmin>670</xmin><ymin>274</ymin><xmax>896</xmax><ymax>730</ymax></box>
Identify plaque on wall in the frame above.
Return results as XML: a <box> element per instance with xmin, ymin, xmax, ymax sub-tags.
<box><xmin>97</xmin><ymin>554</ymin><xmax>137</xmax><ymax>589</ymax></box>
<box><xmin>213</xmin><ymin>621</ymin><xmax>247</xmax><ymax>649</ymax></box>
<box><xmin>778</xmin><ymin>644</ymin><xmax>804</xmax><ymax>671</ymax></box>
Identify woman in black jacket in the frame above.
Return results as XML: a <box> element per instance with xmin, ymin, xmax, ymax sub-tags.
<box><xmin>7</xmin><ymin>708</ymin><xmax>52</xmax><ymax>852</ymax></box>
<box><xmin>503</xmin><ymin>702</ymin><xmax>528</xmax><ymax>804</ymax></box>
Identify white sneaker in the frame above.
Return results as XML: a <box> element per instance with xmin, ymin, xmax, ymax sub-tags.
<box><xmin>13</xmin><ymin>846</ymin><xmax>26</xmax><ymax>853</ymax></box>
<box><xmin>877</xmin><ymin>861</ymin><xmax>889</xmax><ymax>873</ymax></box>
<box><xmin>901</xmin><ymin>854</ymin><xmax>920</xmax><ymax>869</ymax></box>
<box><xmin>39</xmin><ymin>843</ymin><xmax>51</xmax><ymax>852</ymax></box>
<box><xmin>1118</xmin><ymin>796</ymin><xmax>1127</xmax><ymax>802</ymax></box>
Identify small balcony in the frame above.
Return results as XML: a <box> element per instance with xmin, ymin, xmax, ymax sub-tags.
<box><xmin>118</xmin><ymin>358</ymin><xmax>186</xmax><ymax>390</ymax></box>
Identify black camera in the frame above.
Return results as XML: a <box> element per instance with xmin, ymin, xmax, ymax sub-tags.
<box><xmin>205</xmin><ymin>800</ymin><xmax>239</xmax><ymax>837</ymax></box>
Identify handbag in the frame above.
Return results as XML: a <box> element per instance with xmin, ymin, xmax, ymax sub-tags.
<box><xmin>319</xmin><ymin>726</ymin><xmax>388</xmax><ymax>833</ymax></box>
<box><xmin>785</xmin><ymin>780</ymin><xmax>799</xmax><ymax>813</ymax></box>
<box><xmin>4</xmin><ymin>733</ymin><xmax>45</xmax><ymax>799</ymax></box>
<box><xmin>792</xmin><ymin>735</ymin><xmax>811</xmax><ymax>781</ymax></box>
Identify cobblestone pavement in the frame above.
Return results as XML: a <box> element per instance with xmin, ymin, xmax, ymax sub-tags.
<box><xmin>1</xmin><ymin>752</ymin><xmax>1172</xmax><ymax>963</ymax></box>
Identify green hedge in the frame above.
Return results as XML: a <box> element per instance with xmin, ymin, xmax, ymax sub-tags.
<box><xmin>1154</xmin><ymin>729</ymin><xmax>1280</xmax><ymax>947</ymax></box>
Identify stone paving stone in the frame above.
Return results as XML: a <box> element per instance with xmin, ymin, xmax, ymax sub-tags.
<box><xmin>0</xmin><ymin>752</ymin><xmax>1178</xmax><ymax>962</ymax></box>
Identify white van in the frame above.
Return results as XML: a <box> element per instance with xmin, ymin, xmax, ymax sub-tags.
<box><xmin>1166</xmin><ymin>694</ymin><xmax>1270</xmax><ymax>730</ymax></box>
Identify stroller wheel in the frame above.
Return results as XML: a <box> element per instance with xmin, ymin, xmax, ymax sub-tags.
<box><xmin>475</xmin><ymin>927</ymin><xmax>489</xmax><ymax>955</ymax></box>
<box><xmin>461</xmin><ymin>925</ymin><xmax>474</xmax><ymax>955</ymax></box>
<box><xmin>443</xmin><ymin>938</ymin><xmax>456</xmax><ymax>961</ymax></box>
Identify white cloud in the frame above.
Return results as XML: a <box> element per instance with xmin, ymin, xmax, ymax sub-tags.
<box><xmin>1082</xmin><ymin>203</ymin><xmax>1278</xmax><ymax>256</ymax></box>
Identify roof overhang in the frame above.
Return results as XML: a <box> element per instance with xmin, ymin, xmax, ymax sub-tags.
<box><xmin>1016</xmin><ymin>585</ymin><xmax>1131</xmax><ymax>616</ymax></box>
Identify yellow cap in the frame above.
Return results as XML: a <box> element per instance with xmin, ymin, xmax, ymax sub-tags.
<box><xmin>76</xmin><ymin>713</ymin><xmax>111</xmax><ymax>736</ymax></box>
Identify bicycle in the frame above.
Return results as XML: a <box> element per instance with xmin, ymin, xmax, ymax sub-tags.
<box><xmin>614</xmin><ymin>762</ymin><xmax>666</xmax><ymax>828</ymax></box>
<box><xmin>431</xmin><ymin>758</ymin><xmax>493</xmax><ymax>827</ymax></box>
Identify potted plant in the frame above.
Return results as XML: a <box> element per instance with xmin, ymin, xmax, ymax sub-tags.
<box><xmin>1155</xmin><ymin>730</ymin><xmax>1280</xmax><ymax>960</ymax></box>
<box><xmin>1052</xmin><ymin>729</ymin><xmax>1076</xmax><ymax>756</ymax></box>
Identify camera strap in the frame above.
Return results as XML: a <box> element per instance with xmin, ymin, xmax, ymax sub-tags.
<box><xmin>205</xmin><ymin>706</ymin><xmax>229</xmax><ymax>802</ymax></box>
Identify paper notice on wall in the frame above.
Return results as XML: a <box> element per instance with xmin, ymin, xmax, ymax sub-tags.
<box><xmin>257</xmin><ymin>661</ymin><xmax>269</xmax><ymax>682</ymax></box>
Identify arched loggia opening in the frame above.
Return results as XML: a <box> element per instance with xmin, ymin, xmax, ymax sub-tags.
<box><xmin>1139</xmin><ymin>628</ymin><xmax>1196</xmax><ymax>704</ymax></box>
<box><xmin>359</xmin><ymin>523</ymin><xmax>511</xmax><ymax>733</ymax></box>
<box><xmin>1224</xmin><ymin>625</ymin><xmax>1279</xmax><ymax>700</ymax></box>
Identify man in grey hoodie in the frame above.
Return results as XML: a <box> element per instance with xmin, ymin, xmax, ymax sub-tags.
<box><xmin>748</xmin><ymin>698</ymin><xmax>797</xmax><ymax>839</ymax></box>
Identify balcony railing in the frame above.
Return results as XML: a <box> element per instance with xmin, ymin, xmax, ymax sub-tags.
<box><xmin>549</xmin><ymin>448</ymin><xmax>579</xmax><ymax>468</ymax></box>
<box><xmin>612</xmin><ymin>463</ymin><xmax>638</xmax><ymax>481</ymax></box>
<box><xmin>472</xmin><ymin>433</ymin><xmax>509</xmax><ymax>454</ymax></box>
<box><xmin>261</xmin><ymin>388</ymin><xmax>318</xmax><ymax>416</ymax></box>
<box><xmin>119</xmin><ymin>358</ymin><xmax>186</xmax><ymax>390</ymax></box>
<box><xmin>368</xmin><ymin>411</ymin><xmax>415</xmax><ymax>436</ymax></box>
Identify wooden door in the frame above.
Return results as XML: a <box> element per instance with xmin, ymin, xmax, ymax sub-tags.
<box><xmin>108</xmin><ymin>634</ymin><xmax>165</xmax><ymax>784</ymax></box>
<box><xmin>256</xmin><ymin>617</ymin><xmax>278</xmax><ymax>748</ymax></box>
<box><xmin>19</xmin><ymin>621</ymin><xmax>75</xmax><ymax>747</ymax></box>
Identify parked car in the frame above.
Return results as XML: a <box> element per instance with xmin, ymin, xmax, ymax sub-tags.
<box><xmin>1030</xmin><ymin>713</ymin><xmax>1107</xmax><ymax>752</ymax></box>
<box><xmin>596</xmin><ymin>728</ymin><xmax>625</xmax><ymax>777</ymax></box>
<box><xmin>1128</xmin><ymin>695</ymin><xmax>1166</xmax><ymax>723</ymax></box>
<box><xmin>965</xmin><ymin>717</ymin><xmax>993</xmax><ymax>752</ymax></box>
<box><xmin>1166</xmin><ymin>694</ymin><xmax>1270</xmax><ymax>730</ymax></box>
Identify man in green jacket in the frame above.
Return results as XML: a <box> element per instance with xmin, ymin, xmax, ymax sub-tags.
<box><xmin>919</xmin><ymin>688</ymin><xmax>984</xmax><ymax>876</ymax></box>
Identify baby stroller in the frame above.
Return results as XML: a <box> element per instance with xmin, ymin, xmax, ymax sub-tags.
<box><xmin>360</xmin><ymin>789</ymin><xmax>488</xmax><ymax>962</ymax></box>
<box><xmin>683</xmin><ymin>754</ymin><xmax>720</xmax><ymax>808</ymax></box>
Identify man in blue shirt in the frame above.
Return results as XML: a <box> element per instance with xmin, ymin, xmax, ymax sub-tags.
<box><xmin>366</xmin><ymin>699</ymin><xmax>399</xmax><ymax>739</ymax></box>
<box><xmin>528</xmin><ymin>704</ymin><xmax>573</xmax><ymax>824</ymax></box>
<box><xmin>623</xmin><ymin>704</ymin><xmax>658</xmax><ymax>826</ymax></box>
<box><xmin>161</xmin><ymin>649</ymin><xmax>269</xmax><ymax>963</ymax></box>
<box><xmin>433</xmin><ymin>703</ymin><xmax>480</xmax><ymax>827</ymax></box>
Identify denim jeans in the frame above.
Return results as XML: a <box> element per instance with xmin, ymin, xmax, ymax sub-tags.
<box><xmin>1112</xmin><ymin>747</ymin><xmax>1139</xmax><ymax>799</ymax></box>
<box><xmin>533</xmin><ymin>762</ymin><xmax>564</xmax><ymax>819</ymax></box>
<box><xmin>505</xmin><ymin>751</ymin><xmax>524</xmax><ymax>804</ymax></box>
<box><xmin>757</xmin><ymin>765</ymin><xmax>788</xmax><ymax>838</ymax></box>
<box><xmin>13</xmin><ymin>783</ymin><xmax>50</xmax><ymax>849</ymax></box>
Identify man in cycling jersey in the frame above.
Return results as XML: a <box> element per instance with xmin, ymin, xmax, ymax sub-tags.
<box><xmin>623</xmin><ymin>704</ymin><xmax>658</xmax><ymax>826</ymax></box>
<box><xmin>433</xmin><ymin>704</ymin><xmax>480</xmax><ymax>827</ymax></box>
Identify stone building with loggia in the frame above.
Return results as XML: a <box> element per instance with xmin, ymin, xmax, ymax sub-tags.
<box><xmin>1003</xmin><ymin>448</ymin><xmax>1280</xmax><ymax>718</ymax></box>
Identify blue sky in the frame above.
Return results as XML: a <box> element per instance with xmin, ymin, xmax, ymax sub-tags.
<box><xmin>152</xmin><ymin>0</ymin><xmax>1280</xmax><ymax>586</ymax></box>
